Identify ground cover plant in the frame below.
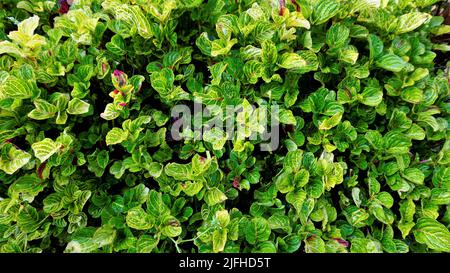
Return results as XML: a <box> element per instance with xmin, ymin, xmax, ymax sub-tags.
<box><xmin>0</xmin><ymin>0</ymin><xmax>449</xmax><ymax>253</ymax></box>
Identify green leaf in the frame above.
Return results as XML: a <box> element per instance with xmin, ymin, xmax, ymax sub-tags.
<box><xmin>268</xmin><ymin>214</ymin><xmax>290</xmax><ymax>232</ymax></box>
<box><xmin>312</xmin><ymin>0</ymin><xmax>340</xmax><ymax>25</ymax></box>
<box><xmin>9</xmin><ymin>175</ymin><xmax>45</xmax><ymax>201</ymax></box>
<box><xmin>182</xmin><ymin>181</ymin><xmax>203</xmax><ymax>196</ymax></box>
<box><xmin>150</xmin><ymin>68</ymin><xmax>174</xmax><ymax>96</ymax></box>
<box><xmin>405</xmin><ymin>124</ymin><xmax>426</xmax><ymax>140</ymax></box>
<box><xmin>196</xmin><ymin>32</ymin><xmax>212</xmax><ymax>56</ymax></box>
<box><xmin>284</xmin><ymin>150</ymin><xmax>304</xmax><ymax>173</ymax></box>
<box><xmin>429</xmin><ymin>188</ymin><xmax>450</xmax><ymax>205</ymax></box>
<box><xmin>123</xmin><ymin>184</ymin><xmax>149</xmax><ymax>210</ymax></box>
<box><xmin>344</xmin><ymin>206</ymin><xmax>369</xmax><ymax>227</ymax></box>
<box><xmin>245</xmin><ymin>217</ymin><xmax>271</xmax><ymax>245</ymax></box>
<box><xmin>376</xmin><ymin>54</ymin><xmax>407</xmax><ymax>72</ymax></box>
<box><xmin>275</xmin><ymin>172</ymin><xmax>294</xmax><ymax>193</ymax></box>
<box><xmin>0</xmin><ymin>41</ymin><xmax>24</xmax><ymax>58</ymax></box>
<box><xmin>278</xmin><ymin>234</ymin><xmax>301</xmax><ymax>253</ymax></box>
<box><xmin>414</xmin><ymin>218</ymin><xmax>450</xmax><ymax>252</ymax></box>
<box><xmin>100</xmin><ymin>103</ymin><xmax>120</xmax><ymax>120</ymax></box>
<box><xmin>147</xmin><ymin>190</ymin><xmax>169</xmax><ymax>218</ymax></box>
<box><xmin>377</xmin><ymin>192</ymin><xmax>394</xmax><ymax>208</ymax></box>
<box><xmin>368</xmin><ymin>34</ymin><xmax>384</xmax><ymax>60</ymax></box>
<box><xmin>43</xmin><ymin>193</ymin><xmax>63</xmax><ymax>214</ymax></box>
<box><xmin>106</xmin><ymin>34</ymin><xmax>126</xmax><ymax>55</ymax></box>
<box><xmin>338</xmin><ymin>45</ymin><xmax>359</xmax><ymax>64</ymax></box>
<box><xmin>96</xmin><ymin>150</ymin><xmax>109</xmax><ymax>169</ymax></box>
<box><xmin>136</xmin><ymin>235</ymin><xmax>159</xmax><ymax>253</ymax></box>
<box><xmin>17</xmin><ymin>204</ymin><xmax>44</xmax><ymax>233</ymax></box>
<box><xmin>211</xmin><ymin>38</ymin><xmax>238</xmax><ymax>57</ymax></box>
<box><xmin>389</xmin><ymin>109</ymin><xmax>412</xmax><ymax>132</ymax></box>
<box><xmin>359</xmin><ymin>86</ymin><xmax>383</xmax><ymax>106</ymax></box>
<box><xmin>326</xmin><ymin>24</ymin><xmax>349</xmax><ymax>48</ymax></box>
<box><xmin>261</xmin><ymin>41</ymin><xmax>278</xmax><ymax>65</ymax></box>
<box><xmin>243</xmin><ymin>60</ymin><xmax>263</xmax><ymax>84</ymax></box>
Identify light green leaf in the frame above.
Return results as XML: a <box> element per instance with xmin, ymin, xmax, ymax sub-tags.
<box><xmin>278</xmin><ymin>53</ymin><xmax>307</xmax><ymax>70</ymax></box>
<box><xmin>32</xmin><ymin>138</ymin><xmax>61</xmax><ymax>162</ymax></box>
<box><xmin>92</xmin><ymin>226</ymin><xmax>116</xmax><ymax>248</ymax></box>
<box><xmin>319</xmin><ymin>112</ymin><xmax>343</xmax><ymax>130</ymax></box>
<box><xmin>126</xmin><ymin>207</ymin><xmax>154</xmax><ymax>230</ymax></box>
<box><xmin>402</xmin><ymin>168</ymin><xmax>425</xmax><ymax>185</ymax></box>
<box><xmin>0</xmin><ymin>145</ymin><xmax>31</xmax><ymax>175</ymax></box>
<box><xmin>161</xmin><ymin>215</ymin><xmax>182</xmax><ymax>237</ymax></box>
<box><xmin>215</xmin><ymin>210</ymin><xmax>230</xmax><ymax>227</ymax></box>
<box><xmin>1</xmin><ymin>76</ymin><xmax>34</xmax><ymax>99</ymax></box>
<box><xmin>338</xmin><ymin>45</ymin><xmax>359</xmax><ymax>64</ymax></box>
<box><xmin>204</xmin><ymin>188</ymin><xmax>227</xmax><ymax>206</ymax></box>
<box><xmin>100</xmin><ymin>103</ymin><xmax>120</xmax><ymax>120</ymax></box>
<box><xmin>304</xmin><ymin>236</ymin><xmax>326</xmax><ymax>253</ymax></box>
<box><xmin>243</xmin><ymin>60</ymin><xmax>263</xmax><ymax>84</ymax></box>
<box><xmin>286</xmin><ymin>189</ymin><xmax>307</xmax><ymax>213</ymax></box>
<box><xmin>28</xmin><ymin>99</ymin><xmax>58</xmax><ymax>120</ymax></box>
<box><xmin>401</xmin><ymin>87</ymin><xmax>423</xmax><ymax>104</ymax></box>
<box><xmin>261</xmin><ymin>41</ymin><xmax>278</xmax><ymax>65</ymax></box>
<box><xmin>182</xmin><ymin>181</ymin><xmax>203</xmax><ymax>196</ymax></box>
<box><xmin>278</xmin><ymin>109</ymin><xmax>297</xmax><ymax>125</ymax></box>
<box><xmin>106</xmin><ymin>128</ymin><xmax>128</xmax><ymax>146</ymax></box>
<box><xmin>396</xmin><ymin>12</ymin><xmax>431</xmax><ymax>34</ymax></box>
<box><xmin>203</xmin><ymin>127</ymin><xmax>227</xmax><ymax>150</ymax></box>
<box><xmin>212</xmin><ymin>229</ymin><xmax>227</xmax><ymax>253</ymax></box>
<box><xmin>414</xmin><ymin>218</ymin><xmax>450</xmax><ymax>252</ymax></box>
<box><xmin>67</xmin><ymin>98</ymin><xmax>90</xmax><ymax>115</ymax></box>
<box><xmin>275</xmin><ymin>172</ymin><xmax>294</xmax><ymax>193</ymax></box>
<box><xmin>0</xmin><ymin>41</ymin><xmax>24</xmax><ymax>57</ymax></box>
<box><xmin>165</xmin><ymin>162</ymin><xmax>193</xmax><ymax>180</ymax></box>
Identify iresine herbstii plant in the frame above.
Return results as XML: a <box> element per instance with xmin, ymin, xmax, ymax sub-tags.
<box><xmin>0</xmin><ymin>0</ymin><xmax>449</xmax><ymax>253</ymax></box>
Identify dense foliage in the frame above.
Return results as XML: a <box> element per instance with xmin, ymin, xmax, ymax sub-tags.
<box><xmin>0</xmin><ymin>0</ymin><xmax>449</xmax><ymax>253</ymax></box>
